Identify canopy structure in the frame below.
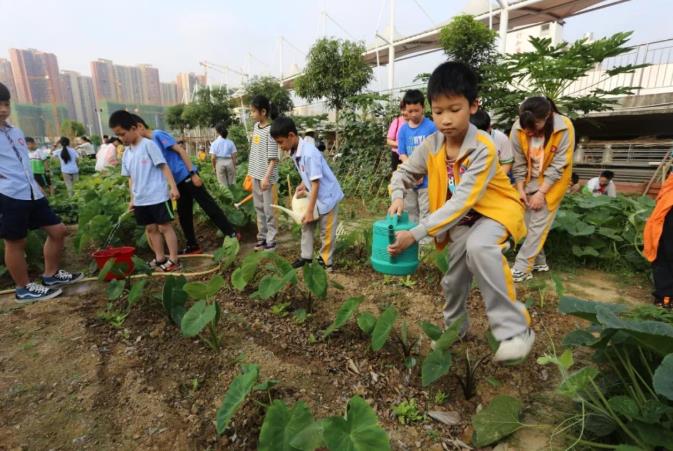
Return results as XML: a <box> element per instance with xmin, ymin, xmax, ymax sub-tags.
<box><xmin>282</xmin><ymin>0</ymin><xmax>629</xmax><ymax>90</ymax></box>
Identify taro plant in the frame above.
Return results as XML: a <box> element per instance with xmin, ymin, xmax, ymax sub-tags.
<box><xmin>419</xmin><ymin>315</ymin><xmax>466</xmax><ymax>387</ymax></box>
<box><xmin>96</xmin><ymin>256</ymin><xmax>151</xmax><ymax>328</ymax></box>
<box><xmin>161</xmin><ymin>275</ymin><xmax>188</xmax><ymax>326</ymax></box>
<box><xmin>456</xmin><ymin>349</ymin><xmax>489</xmax><ymax>400</ymax></box>
<box><xmin>216</xmin><ymin>363</ymin><xmax>260</xmax><ymax>435</ymax></box>
<box><xmin>321</xmin><ymin>296</ymin><xmax>365</xmax><ymax>338</ymax></box>
<box><xmin>357</xmin><ymin>305</ymin><xmax>398</xmax><ymax>352</ymax></box>
<box><xmin>180</xmin><ymin>275</ymin><xmax>226</xmax><ymax>350</ymax></box>
<box><xmin>213</xmin><ymin>236</ymin><xmax>241</xmax><ymax>270</ymax></box>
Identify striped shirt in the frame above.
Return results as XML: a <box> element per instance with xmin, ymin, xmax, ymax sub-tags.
<box><xmin>247</xmin><ymin>122</ymin><xmax>279</xmax><ymax>183</ymax></box>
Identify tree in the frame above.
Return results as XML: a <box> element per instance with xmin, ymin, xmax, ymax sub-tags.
<box><xmin>60</xmin><ymin>119</ymin><xmax>86</xmax><ymax>138</ymax></box>
<box><xmin>295</xmin><ymin>38</ymin><xmax>373</xmax><ymax>147</ymax></box>
<box><xmin>490</xmin><ymin>31</ymin><xmax>646</xmax><ymax>124</ymax></box>
<box><xmin>243</xmin><ymin>76</ymin><xmax>293</xmax><ymax>116</ymax></box>
<box><xmin>166</xmin><ymin>104</ymin><xmax>189</xmax><ymax>132</ymax></box>
<box><xmin>439</xmin><ymin>14</ymin><xmax>497</xmax><ymax>76</ymax></box>
<box><xmin>181</xmin><ymin>86</ymin><xmax>233</xmax><ymax>129</ymax></box>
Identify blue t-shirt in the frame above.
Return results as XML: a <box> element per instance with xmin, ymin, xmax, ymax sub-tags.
<box><xmin>55</xmin><ymin>147</ymin><xmax>80</xmax><ymax>175</ymax></box>
<box><xmin>0</xmin><ymin>123</ymin><xmax>44</xmax><ymax>200</ymax></box>
<box><xmin>397</xmin><ymin>117</ymin><xmax>437</xmax><ymax>189</ymax></box>
<box><xmin>121</xmin><ymin>137</ymin><xmax>169</xmax><ymax>206</ymax></box>
<box><xmin>152</xmin><ymin>130</ymin><xmax>189</xmax><ymax>183</ymax></box>
<box><xmin>292</xmin><ymin>138</ymin><xmax>344</xmax><ymax>215</ymax></box>
<box><xmin>209</xmin><ymin>136</ymin><xmax>237</xmax><ymax>158</ymax></box>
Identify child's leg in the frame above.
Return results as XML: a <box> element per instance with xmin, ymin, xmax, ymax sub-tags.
<box><xmin>441</xmin><ymin>225</ymin><xmax>473</xmax><ymax>337</ymax></box>
<box><xmin>252</xmin><ymin>179</ymin><xmax>267</xmax><ymax>242</ymax></box>
<box><xmin>318</xmin><ymin>205</ymin><xmax>338</xmax><ymax>266</ymax></box>
<box><xmin>225</xmin><ymin>159</ymin><xmax>236</xmax><ymax>186</ymax></box>
<box><xmin>42</xmin><ymin>223</ymin><xmax>67</xmax><ymax>276</ymax></box>
<box><xmin>158</xmin><ymin>223</ymin><xmax>179</xmax><ymax>262</ymax></box>
<box><xmin>404</xmin><ymin>189</ymin><xmax>420</xmax><ymax>224</ymax></box>
<box><xmin>513</xmin><ymin>205</ymin><xmax>557</xmax><ymax>274</ymax></box>
<box><xmin>534</xmin><ymin>250</ymin><xmax>547</xmax><ymax>266</ymax></box>
<box><xmin>261</xmin><ymin>183</ymin><xmax>278</xmax><ymax>244</ymax></box>
<box><xmin>216</xmin><ymin>159</ymin><xmax>227</xmax><ymax>186</ymax></box>
<box><xmin>466</xmin><ymin>218</ymin><xmax>530</xmax><ymax>341</ymax></box>
<box><xmin>301</xmin><ymin>220</ymin><xmax>317</xmax><ymax>261</ymax></box>
<box><xmin>146</xmin><ymin>224</ymin><xmax>165</xmax><ymax>262</ymax></box>
<box><xmin>4</xmin><ymin>238</ymin><xmax>29</xmax><ymax>287</ymax></box>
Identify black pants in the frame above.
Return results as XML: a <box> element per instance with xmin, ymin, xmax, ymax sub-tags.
<box><xmin>653</xmin><ymin>209</ymin><xmax>673</xmax><ymax>300</ymax></box>
<box><xmin>391</xmin><ymin>151</ymin><xmax>401</xmax><ymax>173</ymax></box>
<box><xmin>177</xmin><ymin>178</ymin><xmax>235</xmax><ymax>247</ymax></box>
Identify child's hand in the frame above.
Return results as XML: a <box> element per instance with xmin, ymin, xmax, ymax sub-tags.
<box><xmin>302</xmin><ymin>211</ymin><xmax>315</xmax><ymax>224</ymax></box>
<box><xmin>128</xmin><ymin>201</ymin><xmax>134</xmax><ymax>211</ymax></box>
<box><xmin>528</xmin><ymin>191</ymin><xmax>546</xmax><ymax>211</ymax></box>
<box><xmin>170</xmin><ymin>187</ymin><xmax>180</xmax><ymax>201</ymax></box>
<box><xmin>388</xmin><ymin>231</ymin><xmax>416</xmax><ymax>256</ymax></box>
<box><xmin>388</xmin><ymin>198</ymin><xmax>404</xmax><ymax>216</ymax></box>
<box><xmin>261</xmin><ymin>177</ymin><xmax>271</xmax><ymax>191</ymax></box>
<box><xmin>191</xmin><ymin>174</ymin><xmax>203</xmax><ymax>187</ymax></box>
<box><xmin>518</xmin><ymin>188</ymin><xmax>529</xmax><ymax>207</ymax></box>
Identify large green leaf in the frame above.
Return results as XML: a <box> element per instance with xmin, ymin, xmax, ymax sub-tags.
<box><xmin>608</xmin><ymin>395</ymin><xmax>639</xmax><ymax>419</ymax></box>
<box><xmin>565</xmin><ymin>220</ymin><xmax>595</xmax><ymax>237</ymax></box>
<box><xmin>213</xmin><ymin>236</ymin><xmax>240</xmax><ymax>268</ymax></box>
<box><xmin>357</xmin><ymin>312</ymin><xmax>376</xmax><ymax>335</ymax></box>
<box><xmin>216</xmin><ymin>364</ymin><xmax>260</xmax><ymax>435</ymax></box>
<box><xmin>559</xmin><ymin>296</ymin><xmax>627</xmax><ymax>323</ymax></box>
<box><xmin>472</xmin><ymin>395</ymin><xmax>523</xmax><ymax>447</ymax></box>
<box><xmin>127</xmin><ymin>280</ymin><xmax>146</xmax><ymax>307</ymax></box>
<box><xmin>180</xmin><ymin>300</ymin><xmax>216</xmax><ymax>337</ymax></box>
<box><xmin>421</xmin><ymin>349</ymin><xmax>452</xmax><ymax>387</ymax></box>
<box><xmin>322</xmin><ymin>297</ymin><xmax>364</xmax><ymax>338</ymax></box>
<box><xmin>184</xmin><ymin>275</ymin><xmax>225</xmax><ymax>300</ymax></box>
<box><xmin>371</xmin><ymin>306</ymin><xmax>397</xmax><ymax>351</ymax></box>
<box><xmin>258</xmin><ymin>400</ymin><xmax>315</xmax><ymax>451</ymax></box>
<box><xmin>231</xmin><ymin>252</ymin><xmax>265</xmax><ymax>291</ymax></box>
<box><xmin>572</xmin><ymin>245</ymin><xmax>600</xmax><ymax>257</ymax></box>
<box><xmin>106</xmin><ymin>279</ymin><xmax>125</xmax><ymax>301</ymax></box>
<box><xmin>304</xmin><ymin>263</ymin><xmax>328</xmax><ymax>300</ymax></box>
<box><xmin>162</xmin><ymin>276</ymin><xmax>188</xmax><ymax>325</ymax></box>
<box><xmin>420</xmin><ymin>321</ymin><xmax>442</xmax><ymax>341</ymax></box>
<box><xmin>322</xmin><ymin>396</ymin><xmax>391</xmax><ymax>451</ymax></box>
<box><xmin>653</xmin><ymin>353</ymin><xmax>673</xmax><ymax>401</ymax></box>
<box><xmin>433</xmin><ymin>314</ymin><xmax>466</xmax><ymax>351</ymax></box>
<box><xmin>596</xmin><ymin>306</ymin><xmax>673</xmax><ymax>355</ymax></box>
<box><xmin>290</xmin><ymin>421</ymin><xmax>326</xmax><ymax>451</ymax></box>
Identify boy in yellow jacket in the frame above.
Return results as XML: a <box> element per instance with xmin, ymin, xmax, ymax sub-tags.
<box><xmin>388</xmin><ymin>62</ymin><xmax>534</xmax><ymax>362</ymax></box>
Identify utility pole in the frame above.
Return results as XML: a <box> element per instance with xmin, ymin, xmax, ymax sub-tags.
<box><xmin>387</xmin><ymin>0</ymin><xmax>395</xmax><ymax>93</ymax></box>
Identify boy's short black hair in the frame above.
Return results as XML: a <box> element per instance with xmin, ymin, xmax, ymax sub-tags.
<box><xmin>427</xmin><ymin>61</ymin><xmax>478</xmax><ymax>104</ymax></box>
<box><xmin>108</xmin><ymin>110</ymin><xmax>137</xmax><ymax>130</ymax></box>
<box><xmin>402</xmin><ymin>89</ymin><xmax>425</xmax><ymax>107</ymax></box>
<box><xmin>215</xmin><ymin>122</ymin><xmax>228</xmax><ymax>138</ymax></box>
<box><xmin>0</xmin><ymin>82</ymin><xmax>10</xmax><ymax>101</ymax></box>
<box><xmin>25</xmin><ymin>136</ymin><xmax>35</xmax><ymax>144</ymax></box>
<box><xmin>600</xmin><ymin>170</ymin><xmax>615</xmax><ymax>180</ymax></box>
<box><xmin>131</xmin><ymin>114</ymin><xmax>149</xmax><ymax>128</ymax></box>
<box><xmin>470</xmin><ymin>109</ymin><xmax>491</xmax><ymax>131</ymax></box>
<box><xmin>270</xmin><ymin>116</ymin><xmax>298</xmax><ymax>139</ymax></box>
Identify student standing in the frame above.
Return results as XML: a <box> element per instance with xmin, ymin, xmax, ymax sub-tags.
<box><xmin>132</xmin><ymin>115</ymin><xmax>238</xmax><ymax>254</ymax></box>
<box><xmin>470</xmin><ymin>108</ymin><xmax>514</xmax><ymax>176</ymax></box>
<box><xmin>644</xmin><ymin>172</ymin><xmax>673</xmax><ymax>308</ymax></box>
<box><xmin>386</xmin><ymin>100</ymin><xmax>406</xmax><ymax>173</ymax></box>
<box><xmin>27</xmin><ymin>137</ymin><xmax>52</xmax><ymax>197</ymax></box>
<box><xmin>271</xmin><ymin>117</ymin><xmax>344</xmax><ymax>271</ymax></box>
<box><xmin>210</xmin><ymin>123</ymin><xmax>237</xmax><ymax>187</ymax></box>
<box><xmin>397</xmin><ymin>89</ymin><xmax>437</xmax><ymax>227</ymax></box>
<box><xmin>0</xmin><ymin>82</ymin><xmax>83</xmax><ymax>302</ymax></box>
<box><xmin>109</xmin><ymin>110</ymin><xmax>181</xmax><ymax>271</ymax></box>
<box><xmin>54</xmin><ymin>137</ymin><xmax>80</xmax><ymax>197</ymax></box>
<box><xmin>586</xmin><ymin>170</ymin><xmax>617</xmax><ymax>197</ymax></box>
<box><xmin>510</xmin><ymin>97</ymin><xmax>575</xmax><ymax>282</ymax></box>
<box><xmin>76</xmin><ymin>136</ymin><xmax>96</xmax><ymax>159</ymax></box>
<box><xmin>248</xmin><ymin>95</ymin><xmax>279</xmax><ymax>251</ymax></box>
<box><xmin>387</xmin><ymin>62</ymin><xmax>533</xmax><ymax>362</ymax></box>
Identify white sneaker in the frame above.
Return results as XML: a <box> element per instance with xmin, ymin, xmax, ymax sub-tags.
<box><xmin>493</xmin><ymin>329</ymin><xmax>536</xmax><ymax>362</ymax></box>
<box><xmin>533</xmin><ymin>264</ymin><xmax>550</xmax><ymax>272</ymax></box>
<box><xmin>511</xmin><ymin>269</ymin><xmax>532</xmax><ymax>283</ymax></box>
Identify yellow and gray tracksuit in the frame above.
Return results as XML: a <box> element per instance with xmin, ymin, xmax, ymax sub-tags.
<box><xmin>391</xmin><ymin>125</ymin><xmax>530</xmax><ymax>341</ymax></box>
<box><xmin>511</xmin><ymin>113</ymin><xmax>575</xmax><ymax>274</ymax></box>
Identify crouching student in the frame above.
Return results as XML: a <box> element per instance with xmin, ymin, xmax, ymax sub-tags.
<box><xmin>270</xmin><ymin>116</ymin><xmax>344</xmax><ymax>272</ymax></box>
<box><xmin>387</xmin><ymin>62</ymin><xmax>534</xmax><ymax>362</ymax></box>
<box><xmin>109</xmin><ymin>110</ymin><xmax>181</xmax><ymax>272</ymax></box>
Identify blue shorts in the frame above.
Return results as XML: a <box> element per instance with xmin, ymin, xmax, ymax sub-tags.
<box><xmin>0</xmin><ymin>193</ymin><xmax>61</xmax><ymax>240</ymax></box>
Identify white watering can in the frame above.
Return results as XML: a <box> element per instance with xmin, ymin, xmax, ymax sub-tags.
<box><xmin>271</xmin><ymin>193</ymin><xmax>319</xmax><ymax>224</ymax></box>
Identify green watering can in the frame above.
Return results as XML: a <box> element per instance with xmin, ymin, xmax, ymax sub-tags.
<box><xmin>370</xmin><ymin>212</ymin><xmax>420</xmax><ymax>276</ymax></box>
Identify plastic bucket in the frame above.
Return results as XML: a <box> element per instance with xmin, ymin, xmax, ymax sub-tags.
<box><xmin>92</xmin><ymin>246</ymin><xmax>136</xmax><ymax>281</ymax></box>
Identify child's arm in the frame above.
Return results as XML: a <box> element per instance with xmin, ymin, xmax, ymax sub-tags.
<box><xmin>160</xmin><ymin>163</ymin><xmax>180</xmax><ymax>200</ymax></box>
<box><xmin>211</xmin><ymin>154</ymin><xmax>217</xmax><ymax>171</ymax></box>
<box><xmin>510</xmin><ymin>130</ymin><xmax>528</xmax><ymax>203</ymax></box>
<box><xmin>170</xmin><ymin>142</ymin><xmax>203</xmax><ymax>187</ymax></box>
<box><xmin>261</xmin><ymin>159</ymin><xmax>278</xmax><ymax>190</ymax></box>
<box><xmin>303</xmin><ymin>180</ymin><xmax>320</xmax><ymax>224</ymax></box>
<box><xmin>127</xmin><ymin>179</ymin><xmax>134</xmax><ymax>210</ymax></box>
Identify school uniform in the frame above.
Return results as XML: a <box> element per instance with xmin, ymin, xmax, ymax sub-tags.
<box><xmin>511</xmin><ymin>113</ymin><xmax>575</xmax><ymax>274</ymax></box>
<box><xmin>54</xmin><ymin>146</ymin><xmax>80</xmax><ymax>196</ymax></box>
<box><xmin>0</xmin><ymin>123</ymin><xmax>61</xmax><ymax>240</ymax></box>
<box><xmin>391</xmin><ymin>125</ymin><xmax>530</xmax><ymax>341</ymax></box>
<box><xmin>121</xmin><ymin>137</ymin><xmax>173</xmax><ymax>226</ymax></box>
<box><xmin>292</xmin><ymin>138</ymin><xmax>344</xmax><ymax>266</ymax></box>
<box><xmin>248</xmin><ymin>122</ymin><xmax>279</xmax><ymax>246</ymax></box>
<box><xmin>210</xmin><ymin>136</ymin><xmax>237</xmax><ymax>187</ymax></box>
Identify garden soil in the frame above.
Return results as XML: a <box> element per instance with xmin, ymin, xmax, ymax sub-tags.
<box><xmin>0</xmin><ymin>228</ymin><xmax>650</xmax><ymax>451</ymax></box>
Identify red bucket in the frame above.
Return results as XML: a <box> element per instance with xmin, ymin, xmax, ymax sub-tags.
<box><xmin>92</xmin><ymin>246</ymin><xmax>136</xmax><ymax>281</ymax></box>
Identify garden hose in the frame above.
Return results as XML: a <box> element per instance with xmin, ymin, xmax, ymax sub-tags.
<box><xmin>0</xmin><ymin>254</ymin><xmax>220</xmax><ymax>297</ymax></box>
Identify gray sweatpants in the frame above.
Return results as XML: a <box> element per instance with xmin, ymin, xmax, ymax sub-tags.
<box><xmin>63</xmin><ymin>172</ymin><xmax>79</xmax><ymax>197</ymax></box>
<box><xmin>441</xmin><ymin>217</ymin><xmax>531</xmax><ymax>341</ymax></box>
<box><xmin>404</xmin><ymin>187</ymin><xmax>429</xmax><ymax>225</ymax></box>
<box><xmin>301</xmin><ymin>204</ymin><xmax>339</xmax><ymax>266</ymax></box>
<box><xmin>513</xmin><ymin>204</ymin><xmax>558</xmax><ymax>273</ymax></box>
<box><xmin>252</xmin><ymin>178</ymin><xmax>278</xmax><ymax>244</ymax></box>
<box><xmin>215</xmin><ymin>158</ymin><xmax>236</xmax><ymax>187</ymax></box>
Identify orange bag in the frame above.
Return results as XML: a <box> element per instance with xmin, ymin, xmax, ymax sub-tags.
<box><xmin>644</xmin><ymin>173</ymin><xmax>673</xmax><ymax>262</ymax></box>
<box><xmin>243</xmin><ymin>175</ymin><xmax>253</xmax><ymax>193</ymax></box>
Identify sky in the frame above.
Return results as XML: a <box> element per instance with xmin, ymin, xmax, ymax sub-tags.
<box><xmin>1</xmin><ymin>0</ymin><xmax>670</xmax><ymax>93</ymax></box>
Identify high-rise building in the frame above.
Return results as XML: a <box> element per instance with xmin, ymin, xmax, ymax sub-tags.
<box><xmin>176</xmin><ymin>72</ymin><xmax>203</xmax><ymax>103</ymax></box>
<box><xmin>0</xmin><ymin>58</ymin><xmax>17</xmax><ymax>100</ymax></box>
<box><xmin>160</xmin><ymin>82</ymin><xmax>178</xmax><ymax>106</ymax></box>
<box><xmin>9</xmin><ymin>48</ymin><xmax>62</xmax><ymax>105</ymax></box>
<box><xmin>60</xmin><ymin>70</ymin><xmax>100</xmax><ymax>135</ymax></box>
<box><xmin>115</xmin><ymin>64</ymin><xmax>145</xmax><ymax>104</ymax></box>
<box><xmin>505</xmin><ymin>22</ymin><xmax>564</xmax><ymax>54</ymax></box>
<box><xmin>91</xmin><ymin>58</ymin><xmax>119</xmax><ymax>102</ymax></box>
<box><xmin>139</xmin><ymin>64</ymin><xmax>161</xmax><ymax>105</ymax></box>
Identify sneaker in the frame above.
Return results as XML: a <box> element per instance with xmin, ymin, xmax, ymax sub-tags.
<box><xmin>511</xmin><ymin>269</ymin><xmax>532</xmax><ymax>283</ymax></box>
<box><xmin>159</xmin><ymin>258</ymin><xmax>181</xmax><ymax>272</ymax></box>
<box><xmin>181</xmin><ymin>244</ymin><xmax>202</xmax><ymax>255</ymax></box>
<box><xmin>263</xmin><ymin>242</ymin><xmax>277</xmax><ymax>252</ymax></box>
<box><xmin>148</xmin><ymin>258</ymin><xmax>167</xmax><ymax>269</ymax></box>
<box><xmin>533</xmin><ymin>264</ymin><xmax>550</xmax><ymax>272</ymax></box>
<box><xmin>254</xmin><ymin>240</ymin><xmax>267</xmax><ymax>251</ymax></box>
<box><xmin>493</xmin><ymin>329</ymin><xmax>536</xmax><ymax>362</ymax></box>
<box><xmin>318</xmin><ymin>257</ymin><xmax>333</xmax><ymax>273</ymax></box>
<box><xmin>15</xmin><ymin>282</ymin><xmax>63</xmax><ymax>304</ymax></box>
<box><xmin>292</xmin><ymin>258</ymin><xmax>312</xmax><ymax>269</ymax></box>
<box><xmin>42</xmin><ymin>269</ymin><xmax>85</xmax><ymax>287</ymax></box>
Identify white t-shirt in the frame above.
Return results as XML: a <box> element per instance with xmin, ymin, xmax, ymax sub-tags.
<box><xmin>586</xmin><ymin>177</ymin><xmax>617</xmax><ymax>197</ymax></box>
<box><xmin>490</xmin><ymin>129</ymin><xmax>513</xmax><ymax>165</ymax></box>
<box><xmin>121</xmin><ymin>137</ymin><xmax>169</xmax><ymax>206</ymax></box>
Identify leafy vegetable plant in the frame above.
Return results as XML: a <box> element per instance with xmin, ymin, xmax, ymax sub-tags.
<box><xmin>181</xmin><ymin>275</ymin><xmax>226</xmax><ymax>350</ymax></box>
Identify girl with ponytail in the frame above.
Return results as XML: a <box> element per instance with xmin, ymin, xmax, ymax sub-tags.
<box><xmin>55</xmin><ymin>136</ymin><xmax>80</xmax><ymax>196</ymax></box>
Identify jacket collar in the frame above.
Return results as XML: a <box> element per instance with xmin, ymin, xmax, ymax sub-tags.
<box><xmin>436</xmin><ymin>123</ymin><xmax>480</xmax><ymax>161</ymax></box>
